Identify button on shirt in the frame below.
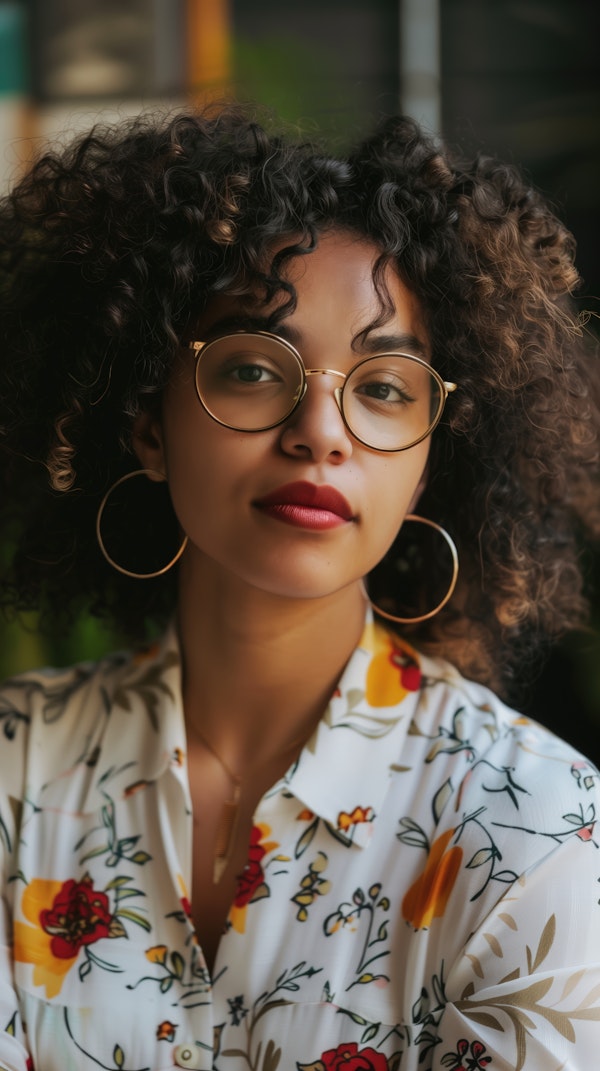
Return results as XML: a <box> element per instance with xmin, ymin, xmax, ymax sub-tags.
<box><xmin>0</xmin><ymin>615</ymin><xmax>599</xmax><ymax>1070</ymax></box>
<box><xmin>174</xmin><ymin>1043</ymin><xmax>207</xmax><ymax>1069</ymax></box>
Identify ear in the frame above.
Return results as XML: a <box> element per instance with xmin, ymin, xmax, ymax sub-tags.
<box><xmin>131</xmin><ymin>410</ymin><xmax>166</xmax><ymax>477</ymax></box>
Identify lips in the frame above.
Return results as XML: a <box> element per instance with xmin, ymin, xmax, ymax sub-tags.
<box><xmin>254</xmin><ymin>481</ymin><xmax>355</xmax><ymax>529</ymax></box>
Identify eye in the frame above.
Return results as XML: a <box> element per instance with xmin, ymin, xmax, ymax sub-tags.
<box><xmin>354</xmin><ymin>374</ymin><xmax>416</xmax><ymax>405</ymax></box>
<box><xmin>230</xmin><ymin>362</ymin><xmax>280</xmax><ymax>384</ymax></box>
<box><xmin>217</xmin><ymin>351</ymin><xmax>287</xmax><ymax>387</ymax></box>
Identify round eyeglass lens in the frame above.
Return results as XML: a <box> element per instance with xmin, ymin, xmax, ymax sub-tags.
<box><xmin>195</xmin><ymin>333</ymin><xmax>305</xmax><ymax>431</ymax></box>
<box><xmin>341</xmin><ymin>354</ymin><xmax>443</xmax><ymax>451</ymax></box>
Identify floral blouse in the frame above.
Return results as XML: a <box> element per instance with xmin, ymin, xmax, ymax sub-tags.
<box><xmin>0</xmin><ymin>616</ymin><xmax>599</xmax><ymax>1071</ymax></box>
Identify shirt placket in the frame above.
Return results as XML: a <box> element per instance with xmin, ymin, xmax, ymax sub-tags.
<box><xmin>161</xmin><ymin>758</ymin><xmax>216</xmax><ymax>1069</ymax></box>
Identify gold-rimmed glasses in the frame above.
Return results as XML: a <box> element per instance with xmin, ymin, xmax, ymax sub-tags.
<box><xmin>188</xmin><ymin>330</ymin><xmax>456</xmax><ymax>452</ymax></box>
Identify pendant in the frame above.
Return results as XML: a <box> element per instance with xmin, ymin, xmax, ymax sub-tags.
<box><xmin>213</xmin><ymin>781</ymin><xmax>241</xmax><ymax>884</ymax></box>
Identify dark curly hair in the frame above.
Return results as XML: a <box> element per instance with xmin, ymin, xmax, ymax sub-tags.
<box><xmin>0</xmin><ymin>105</ymin><xmax>598</xmax><ymax>699</ymax></box>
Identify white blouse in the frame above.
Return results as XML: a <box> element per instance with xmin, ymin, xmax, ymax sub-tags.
<box><xmin>0</xmin><ymin>616</ymin><xmax>598</xmax><ymax>1071</ymax></box>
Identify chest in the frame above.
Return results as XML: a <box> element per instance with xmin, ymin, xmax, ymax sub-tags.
<box><xmin>185</xmin><ymin>739</ymin><xmax>312</xmax><ymax>971</ymax></box>
<box><xmin>10</xmin><ymin>716</ymin><xmax>524</xmax><ymax>1071</ymax></box>
<box><xmin>12</xmin><ymin>776</ymin><xmax>453</xmax><ymax>1070</ymax></box>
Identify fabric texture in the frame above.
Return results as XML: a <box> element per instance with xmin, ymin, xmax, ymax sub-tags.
<box><xmin>0</xmin><ymin>615</ymin><xmax>598</xmax><ymax>1071</ymax></box>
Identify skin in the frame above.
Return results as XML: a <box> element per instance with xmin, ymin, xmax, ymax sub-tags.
<box><xmin>133</xmin><ymin>230</ymin><xmax>431</xmax><ymax>968</ymax></box>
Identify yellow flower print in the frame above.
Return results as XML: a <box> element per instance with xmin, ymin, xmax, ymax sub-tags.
<box><xmin>14</xmin><ymin>876</ymin><xmax>114</xmax><ymax>998</ymax></box>
<box><xmin>175</xmin><ymin>873</ymin><xmax>193</xmax><ymax>924</ymax></box>
<box><xmin>14</xmin><ymin>880</ymin><xmax>72</xmax><ymax>998</ymax></box>
<box><xmin>402</xmin><ymin>829</ymin><xmax>463</xmax><ymax>930</ymax></box>
<box><xmin>291</xmin><ymin>853</ymin><xmax>331</xmax><ymax>921</ymax></box>
<box><xmin>145</xmin><ymin>944</ymin><xmax>168</xmax><ymax>965</ymax></box>
<box><xmin>362</xmin><ymin>623</ymin><xmax>421</xmax><ymax>707</ymax></box>
<box><xmin>337</xmin><ymin>806</ymin><xmax>374</xmax><ymax>833</ymax></box>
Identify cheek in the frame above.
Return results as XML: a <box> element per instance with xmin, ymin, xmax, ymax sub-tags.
<box><xmin>161</xmin><ymin>406</ymin><xmax>261</xmax><ymax>543</ymax></box>
<box><xmin>363</xmin><ymin>447</ymin><xmax>429</xmax><ymax>533</ymax></box>
<box><xmin>165</xmin><ymin>432</ymin><xmax>223</xmax><ymax>504</ymax></box>
<box><xmin>164</xmin><ymin>449</ymin><xmax>243</xmax><ymax>566</ymax></box>
<box><xmin>160</xmin><ymin>400</ymin><xmax>219</xmax><ymax>519</ymax></box>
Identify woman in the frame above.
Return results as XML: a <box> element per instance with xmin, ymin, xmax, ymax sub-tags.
<box><xmin>0</xmin><ymin>107</ymin><xmax>598</xmax><ymax>1070</ymax></box>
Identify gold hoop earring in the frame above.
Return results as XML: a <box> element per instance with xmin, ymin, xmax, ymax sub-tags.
<box><xmin>363</xmin><ymin>513</ymin><xmax>459</xmax><ymax>625</ymax></box>
<box><xmin>96</xmin><ymin>469</ymin><xmax>188</xmax><ymax>579</ymax></box>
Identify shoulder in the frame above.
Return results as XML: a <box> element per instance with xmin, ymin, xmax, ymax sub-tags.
<box><xmin>356</xmin><ymin>619</ymin><xmax>595</xmax><ymax>786</ymax></box>
<box><xmin>406</xmin><ymin>648</ymin><xmax>599</xmax><ymax>851</ymax></box>
<box><xmin>362</xmin><ymin>620</ymin><xmax>591</xmax><ymax>769</ymax></box>
<box><xmin>418</xmin><ymin>648</ymin><xmax>592</xmax><ymax>769</ymax></box>
<box><xmin>0</xmin><ymin>632</ymin><xmax>180</xmax><ymax>802</ymax></box>
<box><xmin>0</xmin><ymin>649</ymin><xmax>128</xmax><ymax>793</ymax></box>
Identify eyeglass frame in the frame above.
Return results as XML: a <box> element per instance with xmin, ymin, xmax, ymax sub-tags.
<box><xmin>187</xmin><ymin>329</ymin><xmax>457</xmax><ymax>453</ymax></box>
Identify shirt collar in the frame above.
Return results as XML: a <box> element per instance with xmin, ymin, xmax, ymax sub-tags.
<box><xmin>281</xmin><ymin>614</ymin><xmax>423</xmax><ymax>848</ymax></box>
<box><xmin>82</xmin><ymin>614</ymin><xmax>423</xmax><ymax>844</ymax></box>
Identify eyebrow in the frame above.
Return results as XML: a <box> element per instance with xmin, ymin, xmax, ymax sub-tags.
<box><xmin>199</xmin><ymin>316</ymin><xmax>429</xmax><ymax>359</ymax></box>
<box><xmin>352</xmin><ymin>332</ymin><xmax>429</xmax><ymax>359</ymax></box>
<box><xmin>200</xmin><ymin>314</ymin><xmax>277</xmax><ymax>338</ymax></box>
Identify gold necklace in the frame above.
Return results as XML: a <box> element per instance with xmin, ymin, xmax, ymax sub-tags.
<box><xmin>194</xmin><ymin>727</ymin><xmax>304</xmax><ymax>884</ymax></box>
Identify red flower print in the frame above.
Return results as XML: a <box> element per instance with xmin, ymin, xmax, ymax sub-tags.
<box><xmin>469</xmin><ymin>1041</ymin><xmax>492</xmax><ymax>1068</ymax></box>
<box><xmin>441</xmin><ymin>1038</ymin><xmax>492</xmax><ymax>1070</ymax></box>
<box><xmin>229</xmin><ymin>824</ymin><xmax>278</xmax><ymax>934</ymax></box>
<box><xmin>39</xmin><ymin>876</ymin><xmax>112</xmax><ymax>958</ymax></box>
<box><xmin>233</xmin><ymin>825</ymin><xmax>268</xmax><ymax>908</ymax></box>
<box><xmin>364</xmin><ymin>624</ymin><xmax>421</xmax><ymax>707</ymax></box>
<box><xmin>175</xmin><ymin>873</ymin><xmax>193</xmax><ymax>921</ymax></box>
<box><xmin>389</xmin><ymin>649</ymin><xmax>421</xmax><ymax>692</ymax></box>
<box><xmin>320</xmin><ymin>1042</ymin><xmax>388</xmax><ymax>1070</ymax></box>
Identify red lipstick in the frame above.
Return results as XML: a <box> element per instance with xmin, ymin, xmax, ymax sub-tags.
<box><xmin>254</xmin><ymin>481</ymin><xmax>355</xmax><ymax>530</ymax></box>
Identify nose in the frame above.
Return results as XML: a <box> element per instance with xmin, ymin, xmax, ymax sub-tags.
<box><xmin>278</xmin><ymin>369</ymin><xmax>353</xmax><ymax>463</ymax></box>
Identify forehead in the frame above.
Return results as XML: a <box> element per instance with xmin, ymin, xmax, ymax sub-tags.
<box><xmin>199</xmin><ymin>231</ymin><xmax>428</xmax><ymax>350</ymax></box>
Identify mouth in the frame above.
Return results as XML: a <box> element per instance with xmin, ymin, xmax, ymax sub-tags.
<box><xmin>253</xmin><ymin>481</ymin><xmax>355</xmax><ymax>530</ymax></box>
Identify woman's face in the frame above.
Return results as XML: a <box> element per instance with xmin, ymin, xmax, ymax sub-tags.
<box><xmin>136</xmin><ymin>231</ymin><xmax>431</xmax><ymax>602</ymax></box>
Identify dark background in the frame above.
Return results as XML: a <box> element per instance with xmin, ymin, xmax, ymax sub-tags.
<box><xmin>1</xmin><ymin>0</ymin><xmax>599</xmax><ymax>759</ymax></box>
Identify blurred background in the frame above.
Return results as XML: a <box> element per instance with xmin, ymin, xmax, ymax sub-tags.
<box><xmin>0</xmin><ymin>0</ymin><xmax>598</xmax><ymax>756</ymax></box>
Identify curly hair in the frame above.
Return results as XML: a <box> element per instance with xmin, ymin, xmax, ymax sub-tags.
<box><xmin>0</xmin><ymin>105</ymin><xmax>598</xmax><ymax>699</ymax></box>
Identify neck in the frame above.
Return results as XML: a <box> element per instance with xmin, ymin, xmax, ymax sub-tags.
<box><xmin>176</xmin><ymin>553</ymin><xmax>366</xmax><ymax>774</ymax></box>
